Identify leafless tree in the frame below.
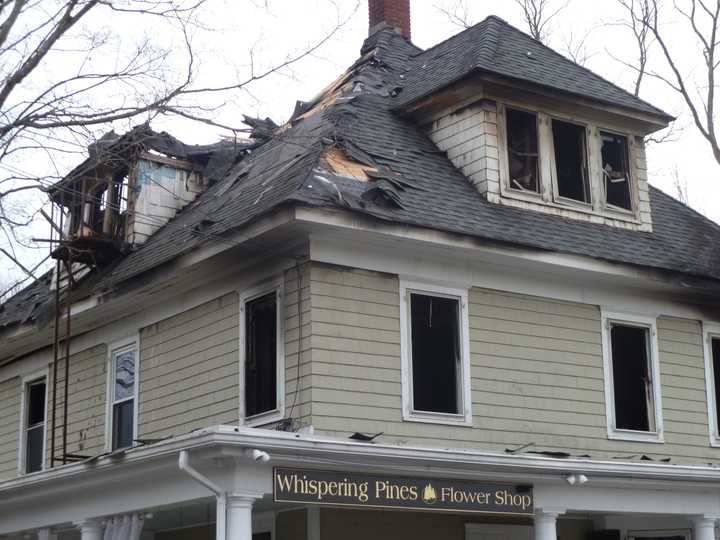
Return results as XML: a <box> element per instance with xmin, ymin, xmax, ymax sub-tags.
<box><xmin>620</xmin><ymin>0</ymin><xmax>720</xmax><ymax>166</ymax></box>
<box><xmin>615</xmin><ymin>0</ymin><xmax>654</xmax><ymax>96</ymax></box>
<box><xmin>513</xmin><ymin>0</ymin><xmax>569</xmax><ymax>43</ymax></box>
<box><xmin>434</xmin><ymin>0</ymin><xmax>475</xmax><ymax>29</ymax></box>
<box><xmin>0</xmin><ymin>0</ymin><xmax>355</xmax><ymax>292</ymax></box>
<box><xmin>559</xmin><ymin>28</ymin><xmax>594</xmax><ymax>65</ymax></box>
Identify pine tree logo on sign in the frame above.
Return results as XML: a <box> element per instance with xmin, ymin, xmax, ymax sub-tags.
<box><xmin>422</xmin><ymin>483</ymin><xmax>437</xmax><ymax>504</ymax></box>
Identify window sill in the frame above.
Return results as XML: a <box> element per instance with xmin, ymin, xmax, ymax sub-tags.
<box><xmin>403</xmin><ymin>409</ymin><xmax>472</xmax><ymax>427</ymax></box>
<box><xmin>499</xmin><ymin>190</ymin><xmax>642</xmax><ymax>225</ymax></box>
<box><xmin>608</xmin><ymin>428</ymin><xmax>664</xmax><ymax>444</ymax></box>
<box><xmin>243</xmin><ymin>408</ymin><xmax>284</xmax><ymax>428</ymax></box>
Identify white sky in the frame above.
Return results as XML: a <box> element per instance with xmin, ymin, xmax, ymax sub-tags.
<box><xmin>2</xmin><ymin>0</ymin><xmax>719</xmax><ymax>287</ymax></box>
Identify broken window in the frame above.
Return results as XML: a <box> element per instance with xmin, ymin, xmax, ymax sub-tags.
<box><xmin>244</xmin><ymin>291</ymin><xmax>278</xmax><ymax>418</ymax></box>
<box><xmin>506</xmin><ymin>108</ymin><xmax>540</xmax><ymax>193</ymax></box>
<box><xmin>111</xmin><ymin>345</ymin><xmax>136</xmax><ymax>450</ymax></box>
<box><xmin>24</xmin><ymin>378</ymin><xmax>46</xmax><ymax>473</ymax></box>
<box><xmin>409</xmin><ymin>292</ymin><xmax>462</xmax><ymax>414</ymax></box>
<box><xmin>601</xmin><ymin>132</ymin><xmax>633</xmax><ymax>211</ymax></box>
<box><xmin>712</xmin><ymin>337</ymin><xmax>720</xmax><ymax>433</ymax></box>
<box><xmin>609</xmin><ymin>323</ymin><xmax>656</xmax><ymax>432</ymax></box>
<box><xmin>552</xmin><ymin>119</ymin><xmax>591</xmax><ymax>204</ymax></box>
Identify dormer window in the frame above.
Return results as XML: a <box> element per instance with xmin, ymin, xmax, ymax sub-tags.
<box><xmin>506</xmin><ymin>108</ymin><xmax>540</xmax><ymax>193</ymax></box>
<box><xmin>601</xmin><ymin>132</ymin><xmax>633</xmax><ymax>211</ymax></box>
<box><xmin>551</xmin><ymin>119</ymin><xmax>591</xmax><ymax>204</ymax></box>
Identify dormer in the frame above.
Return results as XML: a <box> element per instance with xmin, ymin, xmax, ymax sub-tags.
<box><xmin>47</xmin><ymin>126</ymin><xmax>221</xmax><ymax>265</ymax></box>
<box><xmin>395</xmin><ymin>16</ymin><xmax>673</xmax><ymax>232</ymax></box>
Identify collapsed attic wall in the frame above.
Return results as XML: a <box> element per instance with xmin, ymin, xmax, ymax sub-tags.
<box><xmin>127</xmin><ymin>156</ymin><xmax>207</xmax><ymax>246</ymax></box>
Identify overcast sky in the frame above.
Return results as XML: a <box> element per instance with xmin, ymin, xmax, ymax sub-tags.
<box><xmin>2</xmin><ymin>0</ymin><xmax>718</xmax><ymax>287</ymax></box>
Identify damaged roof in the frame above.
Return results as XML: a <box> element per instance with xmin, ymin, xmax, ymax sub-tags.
<box><xmin>2</xmin><ymin>17</ymin><xmax>719</xmax><ymax>330</ymax></box>
<box><xmin>394</xmin><ymin>15</ymin><xmax>672</xmax><ymax>120</ymax></box>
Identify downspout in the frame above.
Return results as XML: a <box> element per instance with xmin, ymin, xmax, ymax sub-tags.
<box><xmin>178</xmin><ymin>450</ymin><xmax>226</xmax><ymax>540</ymax></box>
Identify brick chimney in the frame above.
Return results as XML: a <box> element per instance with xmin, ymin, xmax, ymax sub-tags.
<box><xmin>369</xmin><ymin>0</ymin><xmax>411</xmax><ymax>41</ymax></box>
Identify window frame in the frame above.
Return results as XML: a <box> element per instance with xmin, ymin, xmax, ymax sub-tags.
<box><xmin>702</xmin><ymin>322</ymin><xmax>720</xmax><ymax>447</ymax></box>
<box><xmin>105</xmin><ymin>338</ymin><xmax>139</xmax><ymax>452</ymax></box>
<box><xmin>598</xmin><ymin>127</ymin><xmax>637</xmax><ymax>214</ymax></box>
<box><xmin>549</xmin><ymin>116</ymin><xmax>593</xmax><ymax>208</ymax></box>
<box><xmin>600</xmin><ymin>310</ymin><xmax>664</xmax><ymax>443</ymax></box>
<box><xmin>17</xmin><ymin>369</ymin><xmax>48</xmax><ymax>475</ymax></box>
<box><xmin>499</xmin><ymin>105</ymin><xmax>543</xmax><ymax>198</ymax></box>
<box><xmin>239</xmin><ymin>277</ymin><xmax>285</xmax><ymax>427</ymax></box>
<box><xmin>399</xmin><ymin>279</ymin><xmax>472</xmax><ymax>426</ymax></box>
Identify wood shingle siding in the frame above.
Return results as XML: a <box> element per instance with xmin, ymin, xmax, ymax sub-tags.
<box><xmin>0</xmin><ymin>377</ymin><xmax>20</xmax><ymax>479</ymax></box>
<box><xmin>308</xmin><ymin>263</ymin><xmax>716</xmax><ymax>463</ymax></box>
<box><xmin>139</xmin><ymin>292</ymin><xmax>240</xmax><ymax>439</ymax></box>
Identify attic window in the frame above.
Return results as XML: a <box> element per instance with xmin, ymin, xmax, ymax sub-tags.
<box><xmin>552</xmin><ymin>119</ymin><xmax>591</xmax><ymax>204</ymax></box>
<box><xmin>506</xmin><ymin>108</ymin><xmax>539</xmax><ymax>193</ymax></box>
<box><xmin>601</xmin><ymin>132</ymin><xmax>633</xmax><ymax>211</ymax></box>
<box><xmin>603</xmin><ymin>313</ymin><xmax>662</xmax><ymax>442</ymax></box>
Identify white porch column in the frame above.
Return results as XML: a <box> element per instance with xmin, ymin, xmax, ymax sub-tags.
<box><xmin>692</xmin><ymin>515</ymin><xmax>719</xmax><ymax>540</ymax></box>
<box><xmin>534</xmin><ymin>509</ymin><xmax>564</xmax><ymax>540</ymax></box>
<box><xmin>75</xmin><ymin>519</ymin><xmax>104</xmax><ymax>540</ymax></box>
<box><xmin>307</xmin><ymin>507</ymin><xmax>321</xmax><ymax>540</ymax></box>
<box><xmin>226</xmin><ymin>495</ymin><xmax>255</xmax><ymax>540</ymax></box>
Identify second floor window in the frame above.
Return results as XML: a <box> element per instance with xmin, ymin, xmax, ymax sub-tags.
<box><xmin>602</xmin><ymin>313</ymin><xmax>662</xmax><ymax>441</ymax></box>
<box><xmin>111</xmin><ymin>344</ymin><xmax>136</xmax><ymax>450</ymax></box>
<box><xmin>552</xmin><ymin>119</ymin><xmax>591</xmax><ymax>204</ymax></box>
<box><xmin>23</xmin><ymin>377</ymin><xmax>46</xmax><ymax>473</ymax></box>
<box><xmin>707</xmin><ymin>333</ymin><xmax>720</xmax><ymax>442</ymax></box>
<box><xmin>400</xmin><ymin>281</ymin><xmax>471</xmax><ymax>425</ymax></box>
<box><xmin>243</xmin><ymin>289</ymin><xmax>281</xmax><ymax>421</ymax></box>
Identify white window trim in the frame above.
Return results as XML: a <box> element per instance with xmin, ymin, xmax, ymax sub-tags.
<box><xmin>17</xmin><ymin>369</ymin><xmax>49</xmax><ymax>475</ymax></box>
<box><xmin>548</xmin><ymin>116</ymin><xmax>594</xmax><ymax>208</ymax></box>
<box><xmin>495</xmin><ymin>100</ymin><xmax>644</xmax><ymax>225</ymax></box>
<box><xmin>399</xmin><ymin>279</ymin><xmax>472</xmax><ymax>426</ymax></box>
<box><xmin>597</xmin><ymin>127</ymin><xmax>638</xmax><ymax>214</ymax></box>
<box><xmin>239</xmin><ymin>277</ymin><xmax>285</xmax><ymax>427</ymax></box>
<box><xmin>601</xmin><ymin>310</ymin><xmax>664</xmax><ymax>443</ymax></box>
<box><xmin>497</xmin><ymin>104</ymin><xmax>546</xmax><ymax>202</ymax></box>
<box><xmin>702</xmin><ymin>322</ymin><xmax>720</xmax><ymax>447</ymax></box>
<box><xmin>105</xmin><ymin>337</ymin><xmax>139</xmax><ymax>452</ymax></box>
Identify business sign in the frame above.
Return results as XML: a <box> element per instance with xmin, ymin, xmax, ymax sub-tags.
<box><xmin>273</xmin><ymin>467</ymin><xmax>533</xmax><ymax>516</ymax></box>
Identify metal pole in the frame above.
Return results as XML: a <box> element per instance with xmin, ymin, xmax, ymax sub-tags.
<box><xmin>62</xmin><ymin>251</ymin><xmax>72</xmax><ymax>464</ymax></box>
<box><xmin>50</xmin><ymin>203</ymin><xmax>63</xmax><ymax>468</ymax></box>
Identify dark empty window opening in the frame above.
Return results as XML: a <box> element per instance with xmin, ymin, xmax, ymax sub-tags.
<box><xmin>712</xmin><ymin>337</ymin><xmax>720</xmax><ymax>432</ymax></box>
<box><xmin>552</xmin><ymin>119</ymin><xmax>591</xmax><ymax>204</ymax></box>
<box><xmin>111</xmin><ymin>346</ymin><xmax>136</xmax><ymax>450</ymax></box>
<box><xmin>601</xmin><ymin>132</ymin><xmax>633</xmax><ymax>210</ymax></box>
<box><xmin>245</xmin><ymin>292</ymin><xmax>278</xmax><ymax>418</ymax></box>
<box><xmin>409</xmin><ymin>292</ymin><xmax>461</xmax><ymax>415</ymax></box>
<box><xmin>24</xmin><ymin>378</ymin><xmax>46</xmax><ymax>473</ymax></box>
<box><xmin>610</xmin><ymin>324</ymin><xmax>655</xmax><ymax>432</ymax></box>
<box><xmin>506</xmin><ymin>108</ymin><xmax>540</xmax><ymax>193</ymax></box>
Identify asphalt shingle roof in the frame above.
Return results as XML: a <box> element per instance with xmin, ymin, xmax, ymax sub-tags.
<box><xmin>2</xmin><ymin>19</ymin><xmax>718</xmax><ymax>329</ymax></box>
<box><xmin>394</xmin><ymin>16</ymin><xmax>672</xmax><ymax>120</ymax></box>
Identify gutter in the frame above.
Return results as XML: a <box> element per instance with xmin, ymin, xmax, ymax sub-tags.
<box><xmin>4</xmin><ymin>425</ymin><xmax>720</xmax><ymax>499</ymax></box>
<box><xmin>178</xmin><ymin>450</ymin><xmax>226</xmax><ymax>540</ymax></box>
